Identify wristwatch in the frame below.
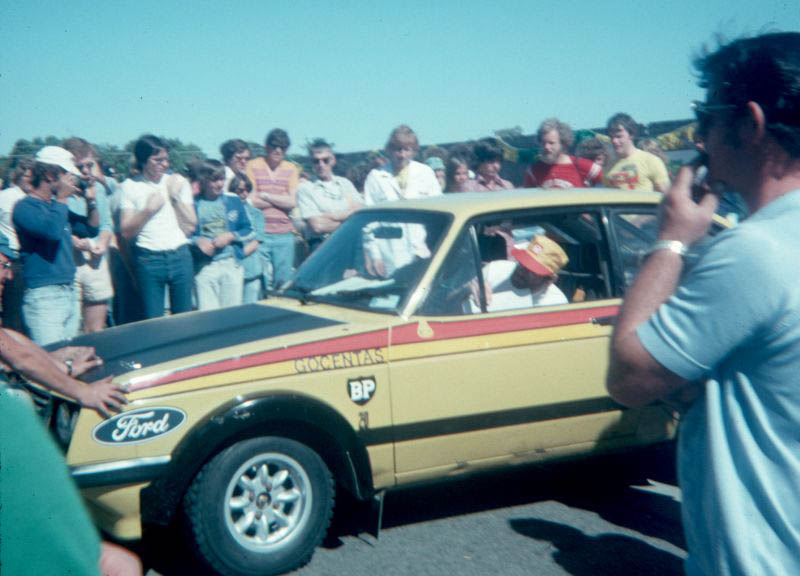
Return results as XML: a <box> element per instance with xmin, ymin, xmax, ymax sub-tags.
<box><xmin>645</xmin><ymin>240</ymin><xmax>688</xmax><ymax>258</ymax></box>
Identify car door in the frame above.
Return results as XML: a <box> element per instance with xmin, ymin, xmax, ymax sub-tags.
<box><xmin>386</xmin><ymin>207</ymin><xmax>646</xmax><ymax>484</ymax></box>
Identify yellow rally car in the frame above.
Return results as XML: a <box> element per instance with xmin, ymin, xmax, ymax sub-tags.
<box><xmin>44</xmin><ymin>189</ymin><xmax>725</xmax><ymax>576</ymax></box>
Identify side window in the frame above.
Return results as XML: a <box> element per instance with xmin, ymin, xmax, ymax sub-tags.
<box><xmin>611</xmin><ymin>212</ymin><xmax>658</xmax><ymax>289</ymax></box>
<box><xmin>418</xmin><ymin>229</ymin><xmax>480</xmax><ymax>316</ymax></box>
<box><xmin>419</xmin><ymin>210</ymin><xmax>612</xmax><ymax>316</ymax></box>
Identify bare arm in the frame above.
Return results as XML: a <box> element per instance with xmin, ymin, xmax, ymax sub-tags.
<box><xmin>257</xmin><ymin>190</ymin><xmax>296</xmax><ymax>211</ymax></box>
<box><xmin>0</xmin><ymin>329</ymin><xmax>126</xmax><ymax>417</ymax></box>
<box><xmin>119</xmin><ymin>193</ymin><xmax>164</xmax><ymax>240</ymax></box>
<box><xmin>171</xmin><ymin>197</ymin><xmax>196</xmax><ymax>236</ymax></box>
<box><xmin>242</xmin><ymin>238</ymin><xmax>260</xmax><ymax>257</ymax></box>
<box><xmin>607</xmin><ymin>167</ymin><xmax>718</xmax><ymax>407</ymax></box>
<box><xmin>166</xmin><ymin>175</ymin><xmax>196</xmax><ymax>236</ymax></box>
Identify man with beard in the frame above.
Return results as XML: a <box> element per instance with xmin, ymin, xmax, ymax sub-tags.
<box><xmin>524</xmin><ymin>118</ymin><xmax>603</xmax><ymax>189</ymax></box>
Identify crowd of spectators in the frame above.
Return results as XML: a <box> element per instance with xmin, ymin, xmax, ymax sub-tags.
<box><xmin>0</xmin><ymin>113</ymin><xmax>678</xmax><ymax>343</ymax></box>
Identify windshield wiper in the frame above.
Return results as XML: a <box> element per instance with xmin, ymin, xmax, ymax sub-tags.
<box><xmin>282</xmin><ymin>284</ymin><xmax>314</xmax><ymax>305</ymax></box>
<box><xmin>317</xmin><ymin>283</ymin><xmax>405</xmax><ymax>302</ymax></box>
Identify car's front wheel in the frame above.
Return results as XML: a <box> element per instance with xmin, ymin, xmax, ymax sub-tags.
<box><xmin>184</xmin><ymin>436</ymin><xmax>334</xmax><ymax>576</ymax></box>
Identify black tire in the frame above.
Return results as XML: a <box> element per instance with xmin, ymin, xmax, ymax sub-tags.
<box><xmin>183</xmin><ymin>436</ymin><xmax>334</xmax><ymax>576</ymax></box>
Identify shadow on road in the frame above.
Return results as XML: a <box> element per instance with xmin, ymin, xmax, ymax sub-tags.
<box><xmin>323</xmin><ymin>444</ymin><xmax>683</xmax><ymax>549</ymax></box>
<box><xmin>509</xmin><ymin>518</ymin><xmax>684</xmax><ymax>576</ymax></box>
<box><xmin>136</xmin><ymin>445</ymin><xmax>683</xmax><ymax>574</ymax></box>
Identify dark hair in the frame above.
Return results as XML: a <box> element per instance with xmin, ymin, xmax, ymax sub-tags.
<box><xmin>694</xmin><ymin>32</ymin><xmax>800</xmax><ymax>158</ymax></box>
<box><xmin>575</xmin><ymin>136</ymin><xmax>612</xmax><ymax>168</ymax></box>
<box><xmin>11</xmin><ymin>157</ymin><xmax>35</xmax><ymax>185</ymax></box>
<box><xmin>473</xmin><ymin>138</ymin><xmax>504</xmax><ymax>166</ymax></box>
<box><xmin>194</xmin><ymin>158</ymin><xmax>226</xmax><ymax>184</ymax></box>
<box><xmin>345</xmin><ymin>163</ymin><xmax>371</xmax><ymax>192</ymax></box>
<box><xmin>606</xmin><ymin>113</ymin><xmax>639</xmax><ymax>139</ymax></box>
<box><xmin>228</xmin><ymin>172</ymin><xmax>252</xmax><ymax>195</ymax></box>
<box><xmin>30</xmin><ymin>161</ymin><xmax>64</xmax><ymax>188</ymax></box>
<box><xmin>133</xmin><ymin>134</ymin><xmax>168</xmax><ymax>171</ymax></box>
<box><xmin>266</xmin><ymin>129</ymin><xmax>290</xmax><ymax>150</ymax></box>
<box><xmin>219</xmin><ymin>139</ymin><xmax>250</xmax><ymax>163</ymax></box>
<box><xmin>306</xmin><ymin>138</ymin><xmax>333</xmax><ymax>154</ymax></box>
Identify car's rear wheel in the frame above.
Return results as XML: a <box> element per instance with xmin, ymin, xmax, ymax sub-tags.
<box><xmin>184</xmin><ymin>436</ymin><xmax>334</xmax><ymax>576</ymax></box>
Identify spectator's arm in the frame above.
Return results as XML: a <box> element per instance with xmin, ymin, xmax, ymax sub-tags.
<box><xmin>0</xmin><ymin>329</ymin><xmax>126</xmax><ymax>418</ymax></box>
<box><xmin>12</xmin><ymin>201</ymin><xmax>69</xmax><ymax>242</ymax></box>
<box><xmin>607</xmin><ymin>168</ymin><xmax>717</xmax><ymax>407</ymax></box>
<box><xmin>306</xmin><ymin>215</ymin><xmax>342</xmax><ymax>235</ymax></box>
<box><xmin>651</xmin><ymin>156</ymin><xmax>671</xmax><ymax>193</ymax></box>
<box><xmin>260</xmin><ymin>189</ymin><xmax>296</xmax><ymax>211</ymax></box>
<box><xmin>242</xmin><ymin>238</ymin><xmax>260</xmax><ymax>257</ymax></box>
<box><xmin>119</xmin><ymin>205</ymin><xmax>156</xmax><ymax>240</ymax></box>
<box><xmin>231</xmin><ymin>198</ymin><xmax>255</xmax><ymax>243</ymax></box>
<box><xmin>167</xmin><ymin>175</ymin><xmax>196</xmax><ymax>236</ymax></box>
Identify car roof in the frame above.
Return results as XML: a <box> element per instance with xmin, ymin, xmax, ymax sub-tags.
<box><xmin>362</xmin><ymin>188</ymin><xmax>662</xmax><ymax>217</ymax></box>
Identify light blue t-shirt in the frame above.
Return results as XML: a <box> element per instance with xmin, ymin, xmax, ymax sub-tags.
<box><xmin>67</xmin><ymin>180</ymin><xmax>114</xmax><ymax>235</ymax></box>
<box><xmin>638</xmin><ymin>189</ymin><xmax>800</xmax><ymax>576</ymax></box>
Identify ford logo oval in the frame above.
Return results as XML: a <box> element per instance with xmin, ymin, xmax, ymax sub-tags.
<box><xmin>93</xmin><ymin>407</ymin><xmax>187</xmax><ymax>445</ymax></box>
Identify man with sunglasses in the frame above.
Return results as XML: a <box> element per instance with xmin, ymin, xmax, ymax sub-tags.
<box><xmin>607</xmin><ymin>32</ymin><xmax>800</xmax><ymax>575</ymax></box>
<box><xmin>297</xmin><ymin>138</ymin><xmax>363</xmax><ymax>254</ymax></box>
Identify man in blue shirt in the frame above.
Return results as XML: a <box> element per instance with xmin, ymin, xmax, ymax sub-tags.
<box><xmin>12</xmin><ymin>146</ymin><xmax>82</xmax><ymax>346</ymax></box>
<box><xmin>607</xmin><ymin>33</ymin><xmax>800</xmax><ymax>575</ymax></box>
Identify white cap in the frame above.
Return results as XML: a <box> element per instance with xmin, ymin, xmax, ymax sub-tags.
<box><xmin>35</xmin><ymin>146</ymin><xmax>80</xmax><ymax>176</ymax></box>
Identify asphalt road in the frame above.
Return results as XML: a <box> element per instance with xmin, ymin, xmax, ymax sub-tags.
<box><xmin>140</xmin><ymin>445</ymin><xmax>684</xmax><ymax>576</ymax></box>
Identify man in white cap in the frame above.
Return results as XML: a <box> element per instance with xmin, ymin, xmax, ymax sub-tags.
<box><xmin>469</xmin><ymin>235</ymin><xmax>569</xmax><ymax>312</ymax></box>
<box><xmin>12</xmin><ymin>146</ymin><xmax>82</xmax><ymax>345</ymax></box>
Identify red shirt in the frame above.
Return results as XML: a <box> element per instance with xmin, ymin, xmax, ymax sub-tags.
<box><xmin>523</xmin><ymin>156</ymin><xmax>603</xmax><ymax>189</ymax></box>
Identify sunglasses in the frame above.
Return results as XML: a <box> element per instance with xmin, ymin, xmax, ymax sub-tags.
<box><xmin>312</xmin><ymin>157</ymin><xmax>333</xmax><ymax>165</ymax></box>
<box><xmin>692</xmin><ymin>101</ymin><xmax>738</xmax><ymax>137</ymax></box>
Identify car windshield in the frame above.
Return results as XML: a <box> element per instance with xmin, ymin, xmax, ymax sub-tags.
<box><xmin>283</xmin><ymin>209</ymin><xmax>451</xmax><ymax>313</ymax></box>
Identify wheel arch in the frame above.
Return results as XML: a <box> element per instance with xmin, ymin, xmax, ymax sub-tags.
<box><xmin>141</xmin><ymin>392</ymin><xmax>374</xmax><ymax>527</ymax></box>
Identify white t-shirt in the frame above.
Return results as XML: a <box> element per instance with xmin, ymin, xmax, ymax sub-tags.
<box><xmin>0</xmin><ymin>185</ymin><xmax>27</xmax><ymax>253</ymax></box>
<box><xmin>120</xmin><ymin>175</ymin><xmax>193</xmax><ymax>251</ymax></box>
<box><xmin>469</xmin><ymin>260</ymin><xmax>568</xmax><ymax>313</ymax></box>
<box><xmin>363</xmin><ymin>161</ymin><xmax>442</xmax><ymax>274</ymax></box>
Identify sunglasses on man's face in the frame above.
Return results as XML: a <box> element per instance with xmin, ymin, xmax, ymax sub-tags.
<box><xmin>312</xmin><ymin>157</ymin><xmax>333</xmax><ymax>165</ymax></box>
<box><xmin>692</xmin><ymin>101</ymin><xmax>738</xmax><ymax>138</ymax></box>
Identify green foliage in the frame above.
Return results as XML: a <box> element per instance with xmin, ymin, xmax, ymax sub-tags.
<box><xmin>0</xmin><ymin>135</ymin><xmax>206</xmax><ymax>182</ymax></box>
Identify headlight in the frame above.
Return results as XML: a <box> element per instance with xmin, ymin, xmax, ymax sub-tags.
<box><xmin>55</xmin><ymin>402</ymin><xmax>78</xmax><ymax>450</ymax></box>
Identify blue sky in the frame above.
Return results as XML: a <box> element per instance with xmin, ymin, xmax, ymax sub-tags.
<box><xmin>1</xmin><ymin>1</ymin><xmax>798</xmax><ymax>158</ymax></box>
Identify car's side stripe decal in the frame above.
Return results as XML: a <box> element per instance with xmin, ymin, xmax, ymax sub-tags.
<box><xmin>130</xmin><ymin>304</ymin><xmax>619</xmax><ymax>391</ymax></box>
<box><xmin>128</xmin><ymin>329</ymin><xmax>390</xmax><ymax>391</ymax></box>
<box><xmin>391</xmin><ymin>305</ymin><xmax>619</xmax><ymax>345</ymax></box>
<box><xmin>357</xmin><ymin>396</ymin><xmax>622</xmax><ymax>446</ymax></box>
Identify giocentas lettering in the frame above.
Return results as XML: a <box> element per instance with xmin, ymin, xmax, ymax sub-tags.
<box><xmin>294</xmin><ymin>348</ymin><xmax>385</xmax><ymax>374</ymax></box>
<box><xmin>93</xmin><ymin>407</ymin><xmax>186</xmax><ymax>445</ymax></box>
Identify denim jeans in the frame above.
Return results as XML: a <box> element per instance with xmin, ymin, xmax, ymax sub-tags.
<box><xmin>134</xmin><ymin>245</ymin><xmax>194</xmax><ymax>319</ymax></box>
<box><xmin>22</xmin><ymin>284</ymin><xmax>80</xmax><ymax>346</ymax></box>
<box><xmin>242</xmin><ymin>276</ymin><xmax>263</xmax><ymax>304</ymax></box>
<box><xmin>194</xmin><ymin>257</ymin><xmax>243</xmax><ymax>310</ymax></box>
<box><xmin>260</xmin><ymin>233</ymin><xmax>296</xmax><ymax>291</ymax></box>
